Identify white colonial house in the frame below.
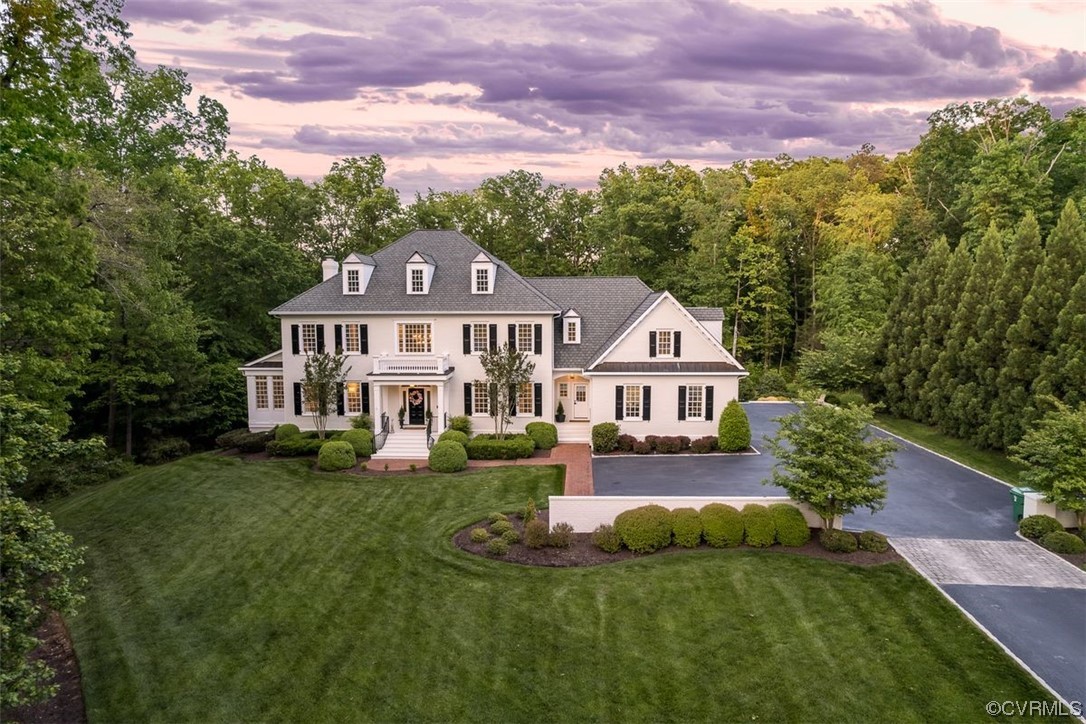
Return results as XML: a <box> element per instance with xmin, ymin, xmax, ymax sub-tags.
<box><xmin>240</xmin><ymin>230</ymin><xmax>747</xmax><ymax>458</ymax></box>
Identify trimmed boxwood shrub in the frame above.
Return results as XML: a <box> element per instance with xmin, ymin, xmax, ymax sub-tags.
<box><xmin>1019</xmin><ymin>514</ymin><xmax>1063</xmax><ymax>540</ymax></box>
<box><xmin>700</xmin><ymin>503</ymin><xmax>744</xmax><ymax>547</ymax></box>
<box><xmin>275</xmin><ymin>423</ymin><xmax>301</xmax><ymax>441</ymax></box>
<box><xmin>741</xmin><ymin>504</ymin><xmax>775</xmax><ymax>548</ymax></box>
<box><xmin>549</xmin><ymin>522</ymin><xmax>574</xmax><ymax>548</ymax></box>
<box><xmin>465</xmin><ymin>434</ymin><xmax>535</xmax><ymax>460</ymax></box>
<box><xmin>524</xmin><ymin>519</ymin><xmax>549</xmax><ymax>549</ymax></box>
<box><xmin>690</xmin><ymin>436</ymin><xmax>718</xmax><ymax>454</ymax></box>
<box><xmin>592</xmin><ymin>422</ymin><xmax>620</xmax><ymax>453</ymax></box>
<box><xmin>501</xmin><ymin>529</ymin><xmax>520</xmax><ymax>544</ymax></box>
<box><xmin>592</xmin><ymin>524</ymin><xmax>622</xmax><ymax>553</ymax></box>
<box><xmin>341</xmin><ymin>429</ymin><xmax>374</xmax><ymax>457</ymax></box>
<box><xmin>1040</xmin><ymin>530</ymin><xmax>1085</xmax><ymax>554</ymax></box>
<box><xmin>655</xmin><ymin>436</ymin><xmax>681</xmax><ymax>454</ymax></box>
<box><xmin>671</xmin><ymin>507</ymin><xmax>703</xmax><ymax>548</ymax></box>
<box><xmin>614</xmin><ymin>505</ymin><xmax>673</xmax><ymax>553</ymax></box>
<box><xmin>237</xmin><ymin>430</ymin><xmax>275</xmax><ymax>453</ymax></box>
<box><xmin>449</xmin><ymin>415</ymin><xmax>472</xmax><ymax>435</ymax></box>
<box><xmin>858</xmin><ymin>530</ymin><xmax>889</xmax><ymax>553</ymax></box>
<box><xmin>490</xmin><ymin>519</ymin><xmax>514</xmax><ymax>535</ymax></box>
<box><xmin>718</xmin><ymin>400</ymin><xmax>752</xmax><ymax>452</ymax></box>
<box><xmin>438</xmin><ymin>429</ymin><xmax>469</xmax><ymax>445</ymax></box>
<box><xmin>819</xmin><ymin>528</ymin><xmax>858</xmax><ymax>553</ymax></box>
<box><xmin>632</xmin><ymin>441</ymin><xmax>653</xmax><ymax>454</ymax></box>
<box><xmin>769</xmin><ymin>504</ymin><xmax>810</xmax><ymax>547</ymax></box>
<box><xmin>616</xmin><ymin>434</ymin><xmax>636</xmax><ymax>453</ymax></box>
<box><xmin>318</xmin><ymin>441</ymin><xmax>357</xmax><ymax>471</ymax></box>
<box><xmin>486</xmin><ymin>538</ymin><xmax>509</xmax><ymax>556</ymax></box>
<box><xmin>470</xmin><ymin>528</ymin><xmax>490</xmax><ymax>543</ymax></box>
<box><xmin>525</xmin><ymin>422</ymin><xmax>559</xmax><ymax>450</ymax></box>
<box><xmin>266</xmin><ymin>436</ymin><xmax>326</xmax><ymax>457</ymax></box>
<box><xmin>428</xmin><ymin>440</ymin><xmax>467</xmax><ymax>472</ymax></box>
<box><xmin>488</xmin><ymin>511</ymin><xmax>508</xmax><ymax>523</ymax></box>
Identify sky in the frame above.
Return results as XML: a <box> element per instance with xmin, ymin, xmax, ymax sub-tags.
<box><xmin>121</xmin><ymin>0</ymin><xmax>1086</xmax><ymax>196</ymax></box>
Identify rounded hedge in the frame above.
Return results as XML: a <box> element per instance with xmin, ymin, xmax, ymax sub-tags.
<box><xmin>486</xmin><ymin>538</ymin><xmax>509</xmax><ymax>556</ymax></box>
<box><xmin>769</xmin><ymin>503</ymin><xmax>811</xmax><ymax>547</ymax></box>
<box><xmin>858</xmin><ymin>530</ymin><xmax>889</xmax><ymax>553</ymax></box>
<box><xmin>1019</xmin><ymin>514</ymin><xmax>1063</xmax><ymax>540</ymax></box>
<box><xmin>700</xmin><ymin>503</ymin><xmax>744</xmax><ymax>548</ymax></box>
<box><xmin>717</xmin><ymin>400</ymin><xmax>752</xmax><ymax>452</ymax></box>
<box><xmin>490</xmin><ymin>519</ymin><xmax>514</xmax><ymax>535</ymax></box>
<box><xmin>340</xmin><ymin>428</ymin><xmax>374</xmax><ymax>457</ymax></box>
<box><xmin>670</xmin><ymin>507</ymin><xmax>703</xmax><ymax>548</ymax></box>
<box><xmin>438</xmin><ymin>429</ymin><xmax>469</xmax><ymax>445</ymax></box>
<box><xmin>592</xmin><ymin>422</ymin><xmax>620</xmax><ymax>453</ymax></box>
<box><xmin>525</xmin><ymin>422</ymin><xmax>559</xmax><ymax>450</ymax></box>
<box><xmin>275</xmin><ymin>423</ymin><xmax>301</xmax><ymax>441</ymax></box>
<box><xmin>741</xmin><ymin>504</ymin><xmax>775</xmax><ymax>548</ymax></box>
<box><xmin>428</xmin><ymin>440</ymin><xmax>468</xmax><ymax>473</ymax></box>
<box><xmin>465</xmin><ymin>435</ymin><xmax>535</xmax><ymax>460</ymax></box>
<box><xmin>470</xmin><ymin>527</ymin><xmax>490</xmax><ymax>543</ymax></box>
<box><xmin>317</xmin><ymin>440</ymin><xmax>357</xmax><ymax>471</ymax></box>
<box><xmin>592</xmin><ymin>524</ymin><xmax>622</xmax><ymax>553</ymax></box>
<box><xmin>819</xmin><ymin>528</ymin><xmax>858</xmax><ymax>553</ymax></box>
<box><xmin>614</xmin><ymin>504</ymin><xmax>673</xmax><ymax>553</ymax></box>
<box><xmin>1040</xmin><ymin>530</ymin><xmax>1085</xmax><ymax>554</ymax></box>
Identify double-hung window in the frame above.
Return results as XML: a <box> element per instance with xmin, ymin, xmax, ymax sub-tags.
<box><xmin>686</xmin><ymin>385</ymin><xmax>704</xmax><ymax>420</ymax></box>
<box><xmin>656</xmin><ymin>330</ymin><xmax>673</xmax><ymax>357</ymax></box>
<box><xmin>517</xmin><ymin>383</ymin><xmax>534</xmax><ymax>416</ymax></box>
<box><xmin>346</xmin><ymin>269</ymin><xmax>360</xmax><ymax>293</ymax></box>
<box><xmin>271</xmin><ymin>377</ymin><xmax>284</xmax><ymax>409</ymax></box>
<box><xmin>301</xmin><ymin>323</ymin><xmax>318</xmax><ymax>354</ymax></box>
<box><xmin>255</xmin><ymin>376</ymin><xmax>269</xmax><ymax>409</ymax></box>
<box><xmin>516</xmin><ymin>323</ymin><xmax>533</xmax><ymax>353</ymax></box>
<box><xmin>624</xmin><ymin>385</ymin><xmax>642</xmax><ymax>420</ymax></box>
<box><xmin>475</xmin><ymin>267</ymin><xmax>490</xmax><ymax>293</ymax></box>
<box><xmin>345</xmin><ymin>382</ymin><xmax>362</xmax><ymax>414</ymax></box>
<box><xmin>472</xmin><ymin>323</ymin><xmax>489</xmax><ymax>353</ymax></box>
<box><xmin>410</xmin><ymin>268</ymin><xmax>425</xmax><ymax>294</ymax></box>
<box><xmin>565</xmin><ymin>319</ymin><xmax>580</xmax><ymax>343</ymax></box>
<box><xmin>473</xmin><ymin>383</ymin><xmax>491</xmax><ymax>416</ymax></box>
<box><xmin>397</xmin><ymin>322</ymin><xmax>432</xmax><ymax>354</ymax></box>
<box><xmin>344</xmin><ymin>323</ymin><xmax>362</xmax><ymax>354</ymax></box>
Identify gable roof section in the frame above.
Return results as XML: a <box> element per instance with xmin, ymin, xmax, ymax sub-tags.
<box><xmin>688</xmin><ymin>306</ymin><xmax>724</xmax><ymax>321</ymax></box>
<box><xmin>526</xmin><ymin>276</ymin><xmax>655</xmax><ymax>369</ymax></box>
<box><xmin>272</xmin><ymin>230</ymin><xmax>558</xmax><ymax>314</ymax></box>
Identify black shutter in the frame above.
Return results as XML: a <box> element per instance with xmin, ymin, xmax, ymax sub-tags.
<box><xmin>533</xmin><ymin>323</ymin><xmax>543</xmax><ymax>355</ymax></box>
<box><xmin>362</xmin><ymin>383</ymin><xmax>370</xmax><ymax>414</ymax></box>
<box><xmin>678</xmin><ymin>385</ymin><xmax>687</xmax><ymax>421</ymax></box>
<box><xmin>360</xmin><ymin>325</ymin><xmax>368</xmax><ymax>354</ymax></box>
<box><xmin>489</xmin><ymin>324</ymin><xmax>497</xmax><ymax>351</ymax></box>
<box><xmin>336</xmin><ymin>383</ymin><xmax>345</xmax><ymax>416</ymax></box>
<box><xmin>291</xmin><ymin>325</ymin><xmax>300</xmax><ymax>355</ymax></box>
<box><xmin>674</xmin><ymin>331</ymin><xmax>682</xmax><ymax>358</ymax></box>
<box><xmin>615</xmin><ymin>386</ymin><xmax>624</xmax><ymax>420</ymax></box>
<box><xmin>334</xmin><ymin>324</ymin><xmax>343</xmax><ymax>352</ymax></box>
<box><xmin>649</xmin><ymin>331</ymin><xmax>657</xmax><ymax>358</ymax></box>
<box><xmin>534</xmin><ymin>382</ymin><xmax>543</xmax><ymax>417</ymax></box>
<box><xmin>508</xmin><ymin>324</ymin><xmax>516</xmax><ymax>346</ymax></box>
<box><xmin>316</xmin><ymin>325</ymin><xmax>325</xmax><ymax>353</ymax></box>
<box><xmin>508</xmin><ymin>383</ymin><xmax>517</xmax><ymax>417</ymax></box>
<box><xmin>293</xmin><ymin>382</ymin><xmax>302</xmax><ymax>415</ymax></box>
<box><xmin>643</xmin><ymin>386</ymin><xmax>652</xmax><ymax>421</ymax></box>
<box><xmin>464</xmin><ymin>382</ymin><xmax>473</xmax><ymax>415</ymax></box>
<box><xmin>705</xmin><ymin>386</ymin><xmax>714</xmax><ymax>420</ymax></box>
<box><xmin>463</xmin><ymin>324</ymin><xmax>471</xmax><ymax>354</ymax></box>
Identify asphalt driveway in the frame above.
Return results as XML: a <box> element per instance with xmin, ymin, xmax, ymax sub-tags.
<box><xmin>592</xmin><ymin>402</ymin><xmax>1017</xmax><ymax>540</ymax></box>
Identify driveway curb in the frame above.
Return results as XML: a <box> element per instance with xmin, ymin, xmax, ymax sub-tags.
<box><xmin>869</xmin><ymin>424</ymin><xmax>1014</xmax><ymax>489</ymax></box>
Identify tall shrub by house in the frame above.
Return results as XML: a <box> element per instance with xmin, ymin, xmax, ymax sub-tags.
<box><xmin>717</xmin><ymin>400</ymin><xmax>751</xmax><ymax>452</ymax></box>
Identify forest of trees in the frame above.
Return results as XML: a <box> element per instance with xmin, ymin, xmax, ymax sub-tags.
<box><xmin>2</xmin><ymin>0</ymin><xmax>1085</xmax><ymax>498</ymax></box>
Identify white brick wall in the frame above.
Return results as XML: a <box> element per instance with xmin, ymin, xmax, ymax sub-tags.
<box><xmin>548</xmin><ymin>495</ymin><xmax>839</xmax><ymax>532</ymax></box>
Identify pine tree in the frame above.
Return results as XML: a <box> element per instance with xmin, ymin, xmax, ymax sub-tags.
<box><xmin>923</xmin><ymin>224</ymin><xmax>1005</xmax><ymax>435</ymax></box>
<box><xmin>1033</xmin><ymin>272</ymin><xmax>1086</xmax><ymax>409</ymax></box>
<box><xmin>993</xmin><ymin>200</ymin><xmax>1086</xmax><ymax>447</ymax></box>
<box><xmin>907</xmin><ymin>240</ymin><xmax>970</xmax><ymax>424</ymax></box>
<box><xmin>971</xmin><ymin>213</ymin><xmax>1045</xmax><ymax>447</ymax></box>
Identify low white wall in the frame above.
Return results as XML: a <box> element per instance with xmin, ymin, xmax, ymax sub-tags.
<box><xmin>548</xmin><ymin>495</ymin><xmax>838</xmax><ymax>533</ymax></box>
<box><xmin>1023</xmin><ymin>492</ymin><xmax>1079</xmax><ymax>528</ymax></box>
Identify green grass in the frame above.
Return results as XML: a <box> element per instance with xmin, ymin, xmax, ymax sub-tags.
<box><xmin>874</xmin><ymin>413</ymin><xmax>1024</xmax><ymax>485</ymax></box>
<box><xmin>51</xmin><ymin>454</ymin><xmax>1062</xmax><ymax>722</ymax></box>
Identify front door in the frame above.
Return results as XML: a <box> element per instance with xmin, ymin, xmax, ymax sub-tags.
<box><xmin>406</xmin><ymin>387</ymin><xmax>426</xmax><ymax>426</ymax></box>
<box><xmin>573</xmin><ymin>383</ymin><xmax>589</xmax><ymax>420</ymax></box>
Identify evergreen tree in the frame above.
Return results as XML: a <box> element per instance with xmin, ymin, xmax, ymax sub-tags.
<box><xmin>971</xmin><ymin>213</ymin><xmax>1045</xmax><ymax>447</ymax></box>
<box><xmin>1033</xmin><ymin>272</ymin><xmax>1086</xmax><ymax>409</ymax></box>
<box><xmin>878</xmin><ymin>253</ymin><xmax>929</xmax><ymax>417</ymax></box>
<box><xmin>993</xmin><ymin>200</ymin><xmax>1086</xmax><ymax>447</ymax></box>
<box><xmin>922</xmin><ymin>224</ymin><xmax>1005</xmax><ymax>435</ymax></box>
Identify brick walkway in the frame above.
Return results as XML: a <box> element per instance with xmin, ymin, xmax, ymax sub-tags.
<box><xmin>892</xmin><ymin>538</ymin><xmax>1086</xmax><ymax>588</ymax></box>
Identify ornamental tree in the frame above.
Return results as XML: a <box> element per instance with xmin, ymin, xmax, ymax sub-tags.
<box><xmin>763</xmin><ymin>400</ymin><xmax>899</xmax><ymax>530</ymax></box>
<box><xmin>301</xmin><ymin>351</ymin><xmax>349</xmax><ymax>440</ymax></box>
<box><xmin>1010</xmin><ymin>401</ymin><xmax>1086</xmax><ymax>530</ymax></box>
<box><xmin>476</xmin><ymin>342</ymin><xmax>535</xmax><ymax>439</ymax></box>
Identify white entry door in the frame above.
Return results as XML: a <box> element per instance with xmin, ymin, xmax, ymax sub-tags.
<box><xmin>573</xmin><ymin>383</ymin><xmax>589</xmax><ymax>420</ymax></box>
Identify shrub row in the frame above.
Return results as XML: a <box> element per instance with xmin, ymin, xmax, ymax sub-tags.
<box><xmin>603</xmin><ymin>503</ymin><xmax>816</xmax><ymax>554</ymax></box>
<box><xmin>215</xmin><ymin>428</ymin><xmax>274</xmax><ymax>453</ymax></box>
<box><xmin>465</xmin><ymin>434</ymin><xmax>535</xmax><ymax>460</ymax></box>
<box><xmin>600</xmin><ymin>430</ymin><xmax>723</xmax><ymax>455</ymax></box>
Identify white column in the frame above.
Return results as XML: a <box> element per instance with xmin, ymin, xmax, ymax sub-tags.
<box><xmin>436</xmin><ymin>382</ymin><xmax>445</xmax><ymax>429</ymax></box>
<box><xmin>372</xmin><ymin>382</ymin><xmax>382</xmax><ymax>430</ymax></box>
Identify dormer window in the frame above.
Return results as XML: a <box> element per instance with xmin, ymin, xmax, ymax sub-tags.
<box><xmin>406</xmin><ymin>251</ymin><xmax>435</xmax><ymax>295</ymax></box>
<box><xmin>563</xmin><ymin>309</ymin><xmax>581</xmax><ymax>344</ymax></box>
<box><xmin>346</xmin><ymin>269</ymin><xmax>360</xmax><ymax>293</ymax></box>
<box><xmin>471</xmin><ymin>252</ymin><xmax>496</xmax><ymax>294</ymax></box>
<box><xmin>341</xmin><ymin>252</ymin><xmax>375</xmax><ymax>295</ymax></box>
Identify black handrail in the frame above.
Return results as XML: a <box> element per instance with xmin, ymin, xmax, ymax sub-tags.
<box><xmin>375</xmin><ymin>412</ymin><xmax>391</xmax><ymax>451</ymax></box>
<box><xmin>425</xmin><ymin>417</ymin><xmax>434</xmax><ymax>450</ymax></box>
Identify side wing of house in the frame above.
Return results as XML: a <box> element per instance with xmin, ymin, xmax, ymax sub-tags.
<box><xmin>586</xmin><ymin>292</ymin><xmax>746</xmax><ymax>437</ymax></box>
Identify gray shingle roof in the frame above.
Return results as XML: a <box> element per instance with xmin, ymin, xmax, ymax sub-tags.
<box><xmin>526</xmin><ymin>277</ymin><xmax>655</xmax><ymax>369</ymax></box>
<box><xmin>688</xmin><ymin>306</ymin><xmax>725</xmax><ymax>321</ymax></box>
<box><xmin>272</xmin><ymin>230</ymin><xmax>559</xmax><ymax>315</ymax></box>
<box><xmin>590</xmin><ymin>361</ymin><xmax>744</xmax><ymax>374</ymax></box>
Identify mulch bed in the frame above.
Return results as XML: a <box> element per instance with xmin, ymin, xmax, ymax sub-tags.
<box><xmin>1</xmin><ymin>612</ymin><xmax>87</xmax><ymax>724</ymax></box>
<box><xmin>1021</xmin><ymin>528</ymin><xmax>1086</xmax><ymax>568</ymax></box>
<box><xmin>453</xmin><ymin>510</ymin><xmax>903</xmax><ymax>568</ymax></box>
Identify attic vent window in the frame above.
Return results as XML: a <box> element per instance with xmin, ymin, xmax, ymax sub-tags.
<box><xmin>410</xmin><ymin>268</ymin><xmax>424</xmax><ymax>294</ymax></box>
<box><xmin>565</xmin><ymin>318</ymin><xmax>581</xmax><ymax>344</ymax></box>
<box><xmin>475</xmin><ymin>267</ymin><xmax>490</xmax><ymax>293</ymax></box>
<box><xmin>346</xmin><ymin>269</ymin><xmax>360</xmax><ymax>293</ymax></box>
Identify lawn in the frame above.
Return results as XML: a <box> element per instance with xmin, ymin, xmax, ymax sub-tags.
<box><xmin>873</xmin><ymin>413</ymin><xmax>1024</xmax><ymax>484</ymax></box>
<box><xmin>50</xmin><ymin>454</ymin><xmax>1061</xmax><ymax>722</ymax></box>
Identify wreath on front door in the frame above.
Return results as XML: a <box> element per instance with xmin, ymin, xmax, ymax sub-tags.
<box><xmin>408</xmin><ymin>390</ymin><xmax>424</xmax><ymax>406</ymax></box>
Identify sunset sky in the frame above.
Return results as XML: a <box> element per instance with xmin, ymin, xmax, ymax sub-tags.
<box><xmin>120</xmin><ymin>0</ymin><xmax>1086</xmax><ymax>195</ymax></box>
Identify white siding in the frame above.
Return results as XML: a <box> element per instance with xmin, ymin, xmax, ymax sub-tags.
<box><xmin>599</xmin><ymin>295</ymin><xmax>734</xmax><ymax>366</ymax></box>
<box><xmin>586</xmin><ymin>374</ymin><xmax>740</xmax><ymax>437</ymax></box>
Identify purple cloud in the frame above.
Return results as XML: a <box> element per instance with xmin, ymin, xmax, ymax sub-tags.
<box><xmin>1026</xmin><ymin>50</ymin><xmax>1086</xmax><ymax>92</ymax></box>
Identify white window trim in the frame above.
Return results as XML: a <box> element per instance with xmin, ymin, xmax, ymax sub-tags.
<box><xmin>475</xmin><ymin>267</ymin><xmax>490</xmax><ymax>294</ymax></box>
<box><xmin>345</xmin><ymin>381</ymin><xmax>363</xmax><ymax>414</ymax></box>
<box><xmin>396</xmin><ymin>321</ymin><xmax>433</xmax><ymax>355</ymax></box>
<box><xmin>408</xmin><ymin>267</ymin><xmax>426</xmax><ymax>295</ymax></box>
<box><xmin>516</xmin><ymin>322</ymin><xmax>534</xmax><ymax>354</ymax></box>
<box><xmin>472</xmin><ymin>382</ymin><xmax>492</xmax><ymax>417</ymax></box>
<box><xmin>565</xmin><ymin>318</ymin><xmax>581</xmax><ymax>344</ymax></box>
<box><xmin>301</xmin><ymin>323</ymin><xmax>318</xmax><ymax>354</ymax></box>
<box><xmin>656</xmin><ymin>329</ymin><xmax>674</xmax><ymax>358</ymax></box>
<box><xmin>343</xmin><ymin>323</ymin><xmax>362</xmax><ymax>355</ymax></box>
<box><xmin>271</xmin><ymin>376</ymin><xmax>284</xmax><ymax>409</ymax></box>
<box><xmin>255</xmin><ymin>376</ymin><xmax>269</xmax><ymax>409</ymax></box>
<box><xmin>686</xmin><ymin>384</ymin><xmax>704</xmax><ymax>421</ymax></box>
<box><xmin>471</xmin><ymin>322</ymin><xmax>489</xmax><ymax>355</ymax></box>
<box><xmin>346</xmin><ymin>268</ymin><xmax>361</xmax><ymax>294</ymax></box>
<box><xmin>516</xmin><ymin>382</ymin><xmax>534</xmax><ymax>416</ymax></box>
<box><xmin>623</xmin><ymin>384</ymin><xmax>642</xmax><ymax>421</ymax></box>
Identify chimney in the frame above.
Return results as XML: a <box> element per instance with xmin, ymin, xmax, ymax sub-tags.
<box><xmin>321</xmin><ymin>258</ymin><xmax>339</xmax><ymax>281</ymax></box>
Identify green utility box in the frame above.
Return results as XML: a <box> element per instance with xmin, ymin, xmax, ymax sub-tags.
<box><xmin>1010</xmin><ymin>487</ymin><xmax>1035</xmax><ymax>522</ymax></box>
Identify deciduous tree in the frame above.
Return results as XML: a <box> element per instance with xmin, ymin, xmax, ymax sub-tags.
<box><xmin>1010</xmin><ymin>402</ymin><xmax>1086</xmax><ymax>530</ymax></box>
